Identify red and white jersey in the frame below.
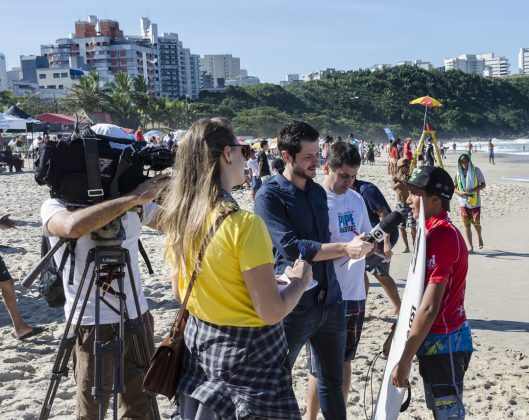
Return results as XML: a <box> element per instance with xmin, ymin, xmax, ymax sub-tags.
<box><xmin>425</xmin><ymin>211</ymin><xmax>469</xmax><ymax>334</ymax></box>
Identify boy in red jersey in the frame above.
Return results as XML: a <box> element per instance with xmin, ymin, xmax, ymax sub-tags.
<box><xmin>389</xmin><ymin>166</ymin><xmax>473</xmax><ymax>420</ymax></box>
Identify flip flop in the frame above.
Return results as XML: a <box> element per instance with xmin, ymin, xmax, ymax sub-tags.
<box><xmin>14</xmin><ymin>326</ymin><xmax>46</xmax><ymax>340</ymax></box>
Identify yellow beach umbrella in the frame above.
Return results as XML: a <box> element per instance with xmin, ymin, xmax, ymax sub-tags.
<box><xmin>410</xmin><ymin>95</ymin><xmax>442</xmax><ymax>130</ymax></box>
<box><xmin>409</xmin><ymin>95</ymin><xmax>442</xmax><ymax>108</ymax></box>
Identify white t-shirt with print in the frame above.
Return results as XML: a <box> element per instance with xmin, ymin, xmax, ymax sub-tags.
<box><xmin>326</xmin><ymin>188</ymin><xmax>372</xmax><ymax>300</ymax></box>
<box><xmin>41</xmin><ymin>198</ymin><xmax>159</xmax><ymax>325</ymax></box>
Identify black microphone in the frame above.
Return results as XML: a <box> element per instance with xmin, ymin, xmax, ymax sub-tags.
<box><xmin>365</xmin><ymin>211</ymin><xmax>404</xmax><ymax>243</ymax></box>
<box><xmin>339</xmin><ymin>211</ymin><xmax>404</xmax><ymax>267</ymax></box>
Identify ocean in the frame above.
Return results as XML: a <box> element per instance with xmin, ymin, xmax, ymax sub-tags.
<box><xmin>453</xmin><ymin>138</ymin><xmax>529</xmax><ymax>156</ymax></box>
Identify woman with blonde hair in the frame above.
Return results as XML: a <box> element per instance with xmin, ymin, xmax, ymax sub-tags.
<box><xmin>160</xmin><ymin>117</ymin><xmax>312</xmax><ymax>419</ymax></box>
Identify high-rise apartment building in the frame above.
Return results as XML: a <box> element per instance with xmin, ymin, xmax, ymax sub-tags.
<box><xmin>41</xmin><ymin>16</ymin><xmax>159</xmax><ymax>94</ymax></box>
<box><xmin>200</xmin><ymin>54</ymin><xmax>241</xmax><ymax>88</ymax></box>
<box><xmin>0</xmin><ymin>53</ymin><xmax>7</xmax><ymax>91</ymax></box>
<box><xmin>156</xmin><ymin>31</ymin><xmax>201</xmax><ymax>99</ymax></box>
<box><xmin>518</xmin><ymin>48</ymin><xmax>529</xmax><ymax>74</ymax></box>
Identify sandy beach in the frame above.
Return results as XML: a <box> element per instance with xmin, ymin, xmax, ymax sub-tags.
<box><xmin>1</xmin><ymin>149</ymin><xmax>528</xmax><ymax>419</ymax></box>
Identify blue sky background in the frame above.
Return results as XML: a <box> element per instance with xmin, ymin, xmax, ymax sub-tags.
<box><xmin>1</xmin><ymin>0</ymin><xmax>528</xmax><ymax>82</ymax></box>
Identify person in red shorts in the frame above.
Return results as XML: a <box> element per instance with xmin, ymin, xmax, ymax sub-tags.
<box><xmin>454</xmin><ymin>152</ymin><xmax>486</xmax><ymax>253</ymax></box>
<box><xmin>387</xmin><ymin>166</ymin><xmax>473</xmax><ymax>420</ymax></box>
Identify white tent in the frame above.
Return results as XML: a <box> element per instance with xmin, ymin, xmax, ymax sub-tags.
<box><xmin>0</xmin><ymin>112</ymin><xmax>26</xmax><ymax>130</ymax></box>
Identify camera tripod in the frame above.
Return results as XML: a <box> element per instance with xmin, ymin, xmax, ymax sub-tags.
<box><xmin>38</xmin><ymin>239</ymin><xmax>160</xmax><ymax>420</ymax></box>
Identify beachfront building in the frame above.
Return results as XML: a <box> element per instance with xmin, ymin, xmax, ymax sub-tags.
<box><xmin>200</xmin><ymin>54</ymin><xmax>241</xmax><ymax>88</ymax></box>
<box><xmin>304</xmin><ymin>68</ymin><xmax>343</xmax><ymax>81</ymax></box>
<box><xmin>20</xmin><ymin>55</ymin><xmax>49</xmax><ymax>84</ymax></box>
<box><xmin>36</xmin><ymin>68</ymin><xmax>86</xmax><ymax>91</ymax></box>
<box><xmin>518</xmin><ymin>48</ymin><xmax>529</xmax><ymax>74</ymax></box>
<box><xmin>0</xmin><ymin>53</ymin><xmax>7</xmax><ymax>91</ymax></box>
<box><xmin>280</xmin><ymin>74</ymin><xmax>301</xmax><ymax>87</ymax></box>
<box><xmin>41</xmin><ymin>16</ymin><xmax>160</xmax><ymax>95</ymax></box>
<box><xmin>444</xmin><ymin>53</ymin><xmax>509</xmax><ymax>77</ymax></box>
<box><xmin>225</xmin><ymin>74</ymin><xmax>260</xmax><ymax>87</ymax></box>
<box><xmin>395</xmin><ymin>60</ymin><xmax>435</xmax><ymax>71</ymax></box>
<box><xmin>444</xmin><ymin>54</ymin><xmax>485</xmax><ymax>75</ymax></box>
<box><xmin>370</xmin><ymin>64</ymin><xmax>392</xmax><ymax>72</ymax></box>
<box><xmin>6</xmin><ymin>68</ymin><xmax>22</xmax><ymax>91</ymax></box>
<box><xmin>476</xmin><ymin>53</ymin><xmax>510</xmax><ymax>77</ymax></box>
<box><xmin>180</xmin><ymin>48</ymin><xmax>201</xmax><ymax>99</ymax></box>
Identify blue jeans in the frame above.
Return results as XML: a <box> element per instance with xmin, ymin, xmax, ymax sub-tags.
<box><xmin>283</xmin><ymin>301</ymin><xmax>346</xmax><ymax>420</ymax></box>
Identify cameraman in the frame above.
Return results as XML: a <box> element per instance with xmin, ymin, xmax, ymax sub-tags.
<box><xmin>40</xmin><ymin>174</ymin><xmax>169</xmax><ymax>419</ymax></box>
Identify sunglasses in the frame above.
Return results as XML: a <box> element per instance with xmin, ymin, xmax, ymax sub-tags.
<box><xmin>230</xmin><ymin>144</ymin><xmax>252</xmax><ymax>159</ymax></box>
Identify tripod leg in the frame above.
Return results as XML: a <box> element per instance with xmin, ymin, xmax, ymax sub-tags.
<box><xmin>39</xmin><ymin>251</ymin><xmax>98</xmax><ymax>420</ymax></box>
<box><xmin>123</xmin><ymin>250</ymin><xmax>161</xmax><ymax>420</ymax></box>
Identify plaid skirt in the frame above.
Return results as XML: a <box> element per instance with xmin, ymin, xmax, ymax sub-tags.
<box><xmin>176</xmin><ymin>315</ymin><xmax>301</xmax><ymax>419</ymax></box>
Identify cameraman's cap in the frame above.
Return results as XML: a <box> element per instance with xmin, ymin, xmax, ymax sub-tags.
<box><xmin>405</xmin><ymin>166</ymin><xmax>454</xmax><ymax>200</ymax></box>
<box><xmin>397</xmin><ymin>158</ymin><xmax>410</xmax><ymax>168</ymax></box>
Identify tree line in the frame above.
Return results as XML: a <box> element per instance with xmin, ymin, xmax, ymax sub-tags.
<box><xmin>2</xmin><ymin>66</ymin><xmax>529</xmax><ymax>139</ymax></box>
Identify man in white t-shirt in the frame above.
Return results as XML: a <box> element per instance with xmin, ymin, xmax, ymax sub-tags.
<box><xmin>305</xmin><ymin>141</ymin><xmax>372</xmax><ymax>419</ymax></box>
<box><xmin>247</xmin><ymin>148</ymin><xmax>260</xmax><ymax>199</ymax></box>
<box><xmin>40</xmin><ymin>173</ymin><xmax>168</xmax><ymax>419</ymax></box>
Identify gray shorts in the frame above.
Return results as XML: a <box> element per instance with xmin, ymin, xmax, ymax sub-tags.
<box><xmin>396</xmin><ymin>203</ymin><xmax>417</xmax><ymax>229</ymax></box>
<box><xmin>365</xmin><ymin>254</ymin><xmax>390</xmax><ymax>276</ymax></box>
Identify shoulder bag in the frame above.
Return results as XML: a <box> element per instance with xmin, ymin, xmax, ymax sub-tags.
<box><xmin>143</xmin><ymin>208</ymin><xmax>237</xmax><ymax>399</ymax></box>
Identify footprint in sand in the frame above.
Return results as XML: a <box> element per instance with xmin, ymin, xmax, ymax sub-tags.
<box><xmin>3</xmin><ymin>356</ymin><xmax>29</xmax><ymax>364</ymax></box>
<box><xmin>0</xmin><ymin>371</ymin><xmax>26</xmax><ymax>381</ymax></box>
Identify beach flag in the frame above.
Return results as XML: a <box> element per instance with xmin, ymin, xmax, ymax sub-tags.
<box><xmin>384</xmin><ymin>127</ymin><xmax>395</xmax><ymax>141</ymax></box>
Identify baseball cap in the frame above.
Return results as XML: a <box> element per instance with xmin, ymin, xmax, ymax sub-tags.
<box><xmin>397</xmin><ymin>158</ymin><xmax>410</xmax><ymax>168</ymax></box>
<box><xmin>405</xmin><ymin>166</ymin><xmax>454</xmax><ymax>200</ymax></box>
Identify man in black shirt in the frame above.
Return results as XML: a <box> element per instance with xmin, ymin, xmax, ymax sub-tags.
<box><xmin>257</xmin><ymin>139</ymin><xmax>271</xmax><ymax>180</ymax></box>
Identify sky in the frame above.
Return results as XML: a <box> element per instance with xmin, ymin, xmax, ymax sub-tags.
<box><xmin>1</xmin><ymin>0</ymin><xmax>528</xmax><ymax>83</ymax></box>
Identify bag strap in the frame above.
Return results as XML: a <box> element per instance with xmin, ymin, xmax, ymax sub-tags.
<box><xmin>83</xmin><ymin>138</ymin><xmax>104</xmax><ymax>203</ymax></box>
<box><xmin>138</xmin><ymin>239</ymin><xmax>154</xmax><ymax>275</ymax></box>
<box><xmin>109</xmin><ymin>146</ymin><xmax>133</xmax><ymax>199</ymax></box>
<box><xmin>169</xmin><ymin>206</ymin><xmax>238</xmax><ymax>339</ymax></box>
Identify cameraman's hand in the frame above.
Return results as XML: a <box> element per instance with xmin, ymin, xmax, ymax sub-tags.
<box><xmin>129</xmin><ymin>174</ymin><xmax>170</xmax><ymax>205</ymax></box>
<box><xmin>344</xmin><ymin>234</ymin><xmax>373</xmax><ymax>259</ymax></box>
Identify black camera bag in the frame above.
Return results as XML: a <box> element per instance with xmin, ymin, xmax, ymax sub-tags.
<box><xmin>35</xmin><ymin>134</ymin><xmax>147</xmax><ymax>204</ymax></box>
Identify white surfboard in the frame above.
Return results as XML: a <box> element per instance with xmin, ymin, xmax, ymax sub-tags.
<box><xmin>373</xmin><ymin>198</ymin><xmax>426</xmax><ymax>420</ymax></box>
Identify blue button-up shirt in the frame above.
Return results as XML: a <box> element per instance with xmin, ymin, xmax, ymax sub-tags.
<box><xmin>254</xmin><ymin>173</ymin><xmax>342</xmax><ymax>306</ymax></box>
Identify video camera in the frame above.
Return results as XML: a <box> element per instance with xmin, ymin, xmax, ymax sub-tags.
<box><xmin>35</xmin><ymin>126</ymin><xmax>175</xmax><ymax>205</ymax></box>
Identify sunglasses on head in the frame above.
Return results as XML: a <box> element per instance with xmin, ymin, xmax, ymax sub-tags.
<box><xmin>230</xmin><ymin>143</ymin><xmax>252</xmax><ymax>159</ymax></box>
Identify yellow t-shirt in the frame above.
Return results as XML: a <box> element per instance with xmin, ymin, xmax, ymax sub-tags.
<box><xmin>177</xmin><ymin>209</ymin><xmax>274</xmax><ymax>327</ymax></box>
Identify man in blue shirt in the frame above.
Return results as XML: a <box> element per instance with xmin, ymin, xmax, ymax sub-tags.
<box><xmin>352</xmin><ymin>178</ymin><xmax>401</xmax><ymax>314</ymax></box>
<box><xmin>255</xmin><ymin>121</ymin><xmax>372</xmax><ymax>420</ymax></box>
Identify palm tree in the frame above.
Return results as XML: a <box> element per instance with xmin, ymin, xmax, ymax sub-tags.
<box><xmin>131</xmin><ymin>76</ymin><xmax>151</xmax><ymax>125</ymax></box>
<box><xmin>67</xmin><ymin>71</ymin><xmax>104</xmax><ymax>113</ymax></box>
<box><xmin>103</xmin><ymin>92</ymin><xmax>139</xmax><ymax>128</ymax></box>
